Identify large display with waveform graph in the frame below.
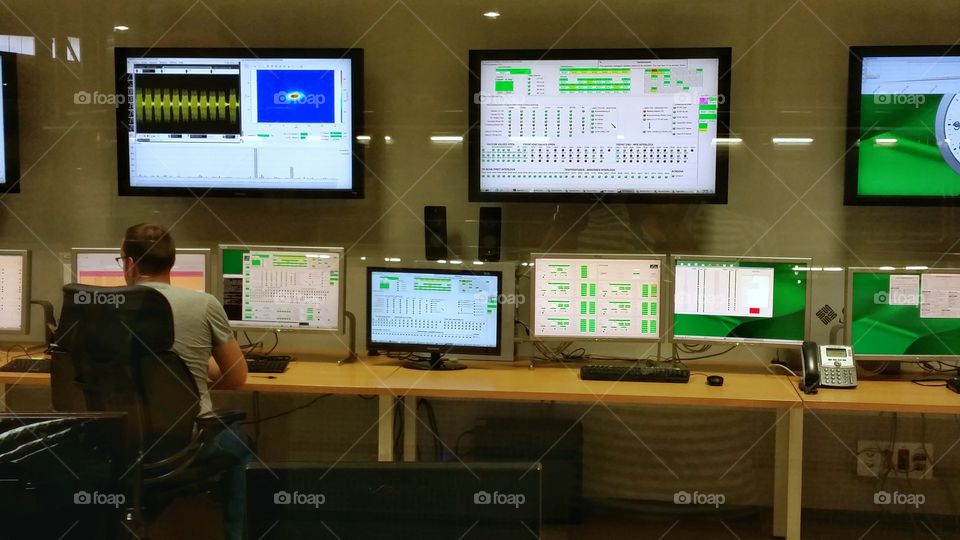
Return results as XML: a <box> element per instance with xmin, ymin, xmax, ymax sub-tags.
<box><xmin>115</xmin><ymin>48</ymin><xmax>364</xmax><ymax>198</ymax></box>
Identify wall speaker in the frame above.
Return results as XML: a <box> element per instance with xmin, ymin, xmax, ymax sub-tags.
<box><xmin>424</xmin><ymin>206</ymin><xmax>448</xmax><ymax>261</ymax></box>
<box><xmin>478</xmin><ymin>207</ymin><xmax>502</xmax><ymax>262</ymax></box>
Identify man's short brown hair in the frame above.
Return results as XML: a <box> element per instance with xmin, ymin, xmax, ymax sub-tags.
<box><xmin>122</xmin><ymin>223</ymin><xmax>176</xmax><ymax>275</ymax></box>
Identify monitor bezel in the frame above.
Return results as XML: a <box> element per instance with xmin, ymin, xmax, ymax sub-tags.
<box><xmin>218</xmin><ymin>244</ymin><xmax>345</xmax><ymax>334</ymax></box>
<box><xmin>529</xmin><ymin>252</ymin><xmax>667</xmax><ymax>342</ymax></box>
<box><xmin>0</xmin><ymin>52</ymin><xmax>20</xmax><ymax>195</ymax></box>
<box><xmin>114</xmin><ymin>47</ymin><xmax>365</xmax><ymax>199</ymax></box>
<box><xmin>71</xmin><ymin>247</ymin><xmax>213</xmax><ymax>293</ymax></box>
<box><xmin>0</xmin><ymin>249</ymin><xmax>30</xmax><ymax>335</ymax></box>
<box><xmin>468</xmin><ymin>47</ymin><xmax>732</xmax><ymax>204</ymax></box>
<box><xmin>845</xmin><ymin>266</ymin><xmax>960</xmax><ymax>362</ymax></box>
<box><xmin>845</xmin><ymin>45</ymin><xmax>960</xmax><ymax>206</ymax></box>
<box><xmin>366</xmin><ymin>266</ymin><xmax>504</xmax><ymax>357</ymax></box>
<box><xmin>669</xmin><ymin>254</ymin><xmax>813</xmax><ymax>347</ymax></box>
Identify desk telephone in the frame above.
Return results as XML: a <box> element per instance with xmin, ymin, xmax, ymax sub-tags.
<box><xmin>799</xmin><ymin>341</ymin><xmax>857</xmax><ymax>394</ymax></box>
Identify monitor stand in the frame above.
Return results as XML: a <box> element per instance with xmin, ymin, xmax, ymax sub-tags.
<box><xmin>402</xmin><ymin>352</ymin><xmax>467</xmax><ymax>371</ymax></box>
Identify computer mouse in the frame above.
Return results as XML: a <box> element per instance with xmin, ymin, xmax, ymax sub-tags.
<box><xmin>707</xmin><ymin>375</ymin><xmax>724</xmax><ymax>387</ymax></box>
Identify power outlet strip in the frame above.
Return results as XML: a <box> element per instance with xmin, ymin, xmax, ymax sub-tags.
<box><xmin>857</xmin><ymin>440</ymin><xmax>934</xmax><ymax>479</ymax></box>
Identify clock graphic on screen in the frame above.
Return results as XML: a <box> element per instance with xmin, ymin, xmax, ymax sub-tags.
<box><xmin>935</xmin><ymin>94</ymin><xmax>960</xmax><ymax>174</ymax></box>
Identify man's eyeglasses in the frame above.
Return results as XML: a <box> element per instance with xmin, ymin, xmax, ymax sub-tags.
<box><xmin>115</xmin><ymin>256</ymin><xmax>129</xmax><ymax>269</ymax></box>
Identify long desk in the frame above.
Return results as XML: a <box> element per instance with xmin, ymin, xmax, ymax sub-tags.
<box><xmin>5</xmin><ymin>353</ymin><xmax>960</xmax><ymax>540</ymax></box>
<box><xmin>385</xmin><ymin>360</ymin><xmax>804</xmax><ymax>539</ymax></box>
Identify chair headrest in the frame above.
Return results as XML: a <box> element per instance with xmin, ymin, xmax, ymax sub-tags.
<box><xmin>56</xmin><ymin>284</ymin><xmax>174</xmax><ymax>353</ymax></box>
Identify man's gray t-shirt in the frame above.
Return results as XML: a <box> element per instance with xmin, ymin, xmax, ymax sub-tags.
<box><xmin>141</xmin><ymin>282</ymin><xmax>233</xmax><ymax>414</ymax></box>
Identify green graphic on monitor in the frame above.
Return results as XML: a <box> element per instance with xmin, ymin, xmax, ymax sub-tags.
<box><xmin>848</xmin><ymin>271</ymin><xmax>960</xmax><ymax>358</ymax></box>
<box><xmin>858</xmin><ymin>95</ymin><xmax>960</xmax><ymax>196</ymax></box>
<box><xmin>849</xmin><ymin>50</ymin><xmax>960</xmax><ymax>202</ymax></box>
<box><xmin>672</xmin><ymin>258</ymin><xmax>808</xmax><ymax>345</ymax></box>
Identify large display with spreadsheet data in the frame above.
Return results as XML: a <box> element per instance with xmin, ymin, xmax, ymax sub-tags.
<box><xmin>0</xmin><ymin>52</ymin><xmax>19</xmax><ymax>194</ymax></box>
<box><xmin>469</xmin><ymin>48</ymin><xmax>731</xmax><ymax>203</ymax></box>
<box><xmin>115</xmin><ymin>48</ymin><xmax>363</xmax><ymax>198</ymax></box>
<box><xmin>0</xmin><ymin>250</ymin><xmax>29</xmax><ymax>334</ymax></box>
<box><xmin>531</xmin><ymin>255</ymin><xmax>664</xmax><ymax>340</ymax></box>
<box><xmin>219</xmin><ymin>245</ymin><xmax>344</xmax><ymax>331</ymax></box>
<box><xmin>671</xmin><ymin>256</ymin><xmax>810</xmax><ymax>346</ymax></box>
<box><xmin>366</xmin><ymin>267</ymin><xmax>502</xmax><ymax>354</ymax></box>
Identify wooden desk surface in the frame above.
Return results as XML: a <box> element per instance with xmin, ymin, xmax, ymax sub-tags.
<box><xmin>800</xmin><ymin>378</ymin><xmax>960</xmax><ymax>414</ymax></box>
<box><xmin>382</xmin><ymin>360</ymin><xmax>802</xmax><ymax>409</ymax></box>
<box><xmin>0</xmin><ymin>347</ymin><xmax>50</xmax><ymax>387</ymax></box>
<box><xmin>240</xmin><ymin>357</ymin><xmax>401</xmax><ymax>394</ymax></box>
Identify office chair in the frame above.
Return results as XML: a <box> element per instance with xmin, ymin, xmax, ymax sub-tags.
<box><xmin>50</xmin><ymin>284</ymin><xmax>246</xmax><ymax>539</ymax></box>
<box><xmin>0</xmin><ymin>413</ymin><xmax>127</xmax><ymax>539</ymax></box>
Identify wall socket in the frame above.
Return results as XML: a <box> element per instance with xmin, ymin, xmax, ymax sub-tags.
<box><xmin>857</xmin><ymin>440</ymin><xmax>934</xmax><ymax>479</ymax></box>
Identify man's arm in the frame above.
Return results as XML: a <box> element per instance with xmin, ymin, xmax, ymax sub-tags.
<box><xmin>208</xmin><ymin>335</ymin><xmax>247</xmax><ymax>389</ymax></box>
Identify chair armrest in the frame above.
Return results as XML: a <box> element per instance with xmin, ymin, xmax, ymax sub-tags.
<box><xmin>196</xmin><ymin>409</ymin><xmax>246</xmax><ymax>430</ymax></box>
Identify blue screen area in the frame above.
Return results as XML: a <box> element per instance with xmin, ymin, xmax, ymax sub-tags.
<box><xmin>256</xmin><ymin>69</ymin><xmax>335</xmax><ymax>123</ymax></box>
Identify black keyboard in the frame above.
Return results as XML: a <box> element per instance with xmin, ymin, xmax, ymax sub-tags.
<box><xmin>0</xmin><ymin>358</ymin><xmax>51</xmax><ymax>373</ymax></box>
<box><xmin>247</xmin><ymin>356</ymin><xmax>291</xmax><ymax>374</ymax></box>
<box><xmin>580</xmin><ymin>364</ymin><xmax>690</xmax><ymax>383</ymax></box>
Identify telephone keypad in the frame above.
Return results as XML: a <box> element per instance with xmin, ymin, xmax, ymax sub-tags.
<box><xmin>820</xmin><ymin>365</ymin><xmax>857</xmax><ymax>388</ymax></box>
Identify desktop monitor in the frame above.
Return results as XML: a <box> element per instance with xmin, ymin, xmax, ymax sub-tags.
<box><xmin>530</xmin><ymin>254</ymin><xmax>665</xmax><ymax>341</ymax></box>
<box><xmin>0</xmin><ymin>52</ymin><xmax>19</xmax><ymax>194</ymax></box>
<box><xmin>468</xmin><ymin>48</ymin><xmax>731</xmax><ymax>203</ymax></box>
<box><xmin>846</xmin><ymin>267</ymin><xmax>960</xmax><ymax>361</ymax></box>
<box><xmin>72</xmin><ymin>248</ymin><xmax>211</xmax><ymax>293</ymax></box>
<box><xmin>219</xmin><ymin>245</ymin><xmax>344</xmax><ymax>332</ymax></box>
<box><xmin>846</xmin><ymin>45</ymin><xmax>960</xmax><ymax>205</ymax></box>
<box><xmin>366</xmin><ymin>267</ymin><xmax>502</xmax><ymax>370</ymax></box>
<box><xmin>0</xmin><ymin>250</ymin><xmax>29</xmax><ymax>334</ymax></box>
<box><xmin>114</xmin><ymin>48</ymin><xmax>364</xmax><ymax>198</ymax></box>
<box><xmin>671</xmin><ymin>256</ymin><xmax>811</xmax><ymax>346</ymax></box>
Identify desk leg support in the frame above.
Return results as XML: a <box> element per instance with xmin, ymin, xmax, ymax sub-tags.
<box><xmin>0</xmin><ymin>383</ymin><xmax>6</xmax><ymax>412</ymax></box>
<box><xmin>403</xmin><ymin>396</ymin><xmax>418</xmax><ymax>462</ymax></box>
<box><xmin>773</xmin><ymin>406</ymin><xmax>803</xmax><ymax>540</ymax></box>
<box><xmin>378</xmin><ymin>395</ymin><xmax>395</xmax><ymax>462</ymax></box>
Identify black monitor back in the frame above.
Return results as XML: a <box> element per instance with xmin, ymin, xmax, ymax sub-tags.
<box><xmin>247</xmin><ymin>462</ymin><xmax>542</xmax><ymax>539</ymax></box>
<box><xmin>0</xmin><ymin>412</ymin><xmax>127</xmax><ymax>540</ymax></box>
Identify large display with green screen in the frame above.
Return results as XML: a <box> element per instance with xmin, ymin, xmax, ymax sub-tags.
<box><xmin>848</xmin><ymin>270</ymin><xmax>960</xmax><ymax>358</ymax></box>
<box><xmin>672</xmin><ymin>258</ymin><xmax>808</xmax><ymax>345</ymax></box>
<box><xmin>846</xmin><ymin>46</ymin><xmax>960</xmax><ymax>205</ymax></box>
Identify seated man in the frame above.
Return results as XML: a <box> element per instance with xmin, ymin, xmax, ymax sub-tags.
<box><xmin>120</xmin><ymin>223</ymin><xmax>250</xmax><ymax>540</ymax></box>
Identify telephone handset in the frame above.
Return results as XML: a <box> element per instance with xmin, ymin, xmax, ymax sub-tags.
<box><xmin>800</xmin><ymin>341</ymin><xmax>857</xmax><ymax>394</ymax></box>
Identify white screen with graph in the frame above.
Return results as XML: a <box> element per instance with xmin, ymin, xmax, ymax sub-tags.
<box><xmin>478</xmin><ymin>57</ymin><xmax>722</xmax><ymax>195</ymax></box>
<box><xmin>221</xmin><ymin>248</ymin><xmax>341</xmax><ymax>330</ymax></box>
<box><xmin>368</xmin><ymin>269</ymin><xmax>500</xmax><ymax>348</ymax></box>
<box><xmin>533</xmin><ymin>257</ymin><xmax>662</xmax><ymax>339</ymax></box>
